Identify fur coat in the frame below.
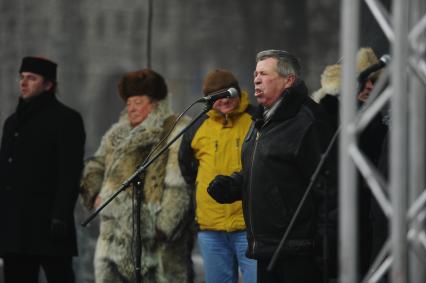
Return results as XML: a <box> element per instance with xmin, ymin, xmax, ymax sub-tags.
<box><xmin>80</xmin><ymin>100</ymin><xmax>194</xmax><ymax>283</ymax></box>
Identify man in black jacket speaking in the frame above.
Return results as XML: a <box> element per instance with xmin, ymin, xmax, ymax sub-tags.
<box><xmin>0</xmin><ymin>57</ymin><xmax>85</xmax><ymax>283</ymax></box>
<box><xmin>207</xmin><ymin>50</ymin><xmax>335</xmax><ymax>283</ymax></box>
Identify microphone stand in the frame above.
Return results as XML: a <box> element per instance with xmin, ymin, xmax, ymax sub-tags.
<box><xmin>267</xmin><ymin>126</ymin><xmax>340</xmax><ymax>281</ymax></box>
<box><xmin>82</xmin><ymin>100</ymin><xmax>214</xmax><ymax>283</ymax></box>
<box><xmin>134</xmin><ymin>173</ymin><xmax>145</xmax><ymax>283</ymax></box>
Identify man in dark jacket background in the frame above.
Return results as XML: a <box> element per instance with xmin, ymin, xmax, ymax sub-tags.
<box><xmin>0</xmin><ymin>56</ymin><xmax>85</xmax><ymax>283</ymax></box>
<box><xmin>207</xmin><ymin>50</ymin><xmax>336</xmax><ymax>283</ymax></box>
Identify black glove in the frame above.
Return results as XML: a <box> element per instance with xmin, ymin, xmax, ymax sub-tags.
<box><xmin>207</xmin><ymin>175</ymin><xmax>240</xmax><ymax>204</ymax></box>
<box><xmin>50</xmin><ymin>218</ymin><xmax>68</xmax><ymax>241</ymax></box>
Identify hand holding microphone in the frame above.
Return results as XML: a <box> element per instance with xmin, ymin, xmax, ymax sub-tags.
<box><xmin>357</xmin><ymin>55</ymin><xmax>391</xmax><ymax>85</ymax></box>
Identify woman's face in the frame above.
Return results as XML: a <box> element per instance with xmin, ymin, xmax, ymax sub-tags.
<box><xmin>357</xmin><ymin>79</ymin><xmax>374</xmax><ymax>103</ymax></box>
<box><xmin>127</xmin><ymin>95</ymin><xmax>157</xmax><ymax>127</ymax></box>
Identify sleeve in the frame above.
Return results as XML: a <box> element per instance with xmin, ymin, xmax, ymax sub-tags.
<box><xmin>296</xmin><ymin>121</ymin><xmax>330</xmax><ymax>180</ymax></box>
<box><xmin>156</xmin><ymin>117</ymin><xmax>195</xmax><ymax>241</ymax></box>
<box><xmin>178</xmin><ymin>114</ymin><xmax>209</xmax><ymax>186</ymax></box>
<box><xmin>0</xmin><ymin>118</ymin><xmax>9</xmax><ymax>148</ymax></box>
<box><xmin>229</xmin><ymin>171</ymin><xmax>244</xmax><ymax>200</ymax></box>
<box><xmin>51</xmin><ymin>111</ymin><xmax>86</xmax><ymax>222</ymax></box>
<box><xmin>296</xmin><ymin>120</ymin><xmax>337</xmax><ymax>238</ymax></box>
<box><xmin>178</xmin><ymin>127</ymin><xmax>198</xmax><ymax>186</ymax></box>
<box><xmin>79</xmin><ymin>128</ymin><xmax>109</xmax><ymax>210</ymax></box>
<box><xmin>0</xmin><ymin>117</ymin><xmax>12</xmax><ymax>162</ymax></box>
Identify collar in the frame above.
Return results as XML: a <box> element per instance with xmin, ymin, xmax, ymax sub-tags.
<box><xmin>254</xmin><ymin>80</ymin><xmax>309</xmax><ymax>128</ymax></box>
<box><xmin>263</xmin><ymin>96</ymin><xmax>283</xmax><ymax>121</ymax></box>
<box><xmin>16</xmin><ymin>91</ymin><xmax>55</xmax><ymax>118</ymax></box>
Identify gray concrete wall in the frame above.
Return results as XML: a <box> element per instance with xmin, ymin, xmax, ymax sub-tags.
<box><xmin>0</xmin><ymin>1</ymin><xmax>341</xmax><ymax>282</ymax></box>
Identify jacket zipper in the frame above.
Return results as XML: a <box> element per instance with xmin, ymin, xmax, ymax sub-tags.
<box><xmin>214</xmin><ymin>140</ymin><xmax>218</xmax><ymax>166</ymax></box>
<box><xmin>236</xmin><ymin>138</ymin><xmax>241</xmax><ymax>167</ymax></box>
<box><xmin>248</xmin><ymin>120</ymin><xmax>269</xmax><ymax>256</ymax></box>
<box><xmin>248</xmin><ymin>130</ymin><xmax>261</xmax><ymax>256</ymax></box>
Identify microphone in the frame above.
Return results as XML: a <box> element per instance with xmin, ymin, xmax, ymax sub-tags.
<box><xmin>357</xmin><ymin>54</ymin><xmax>391</xmax><ymax>83</ymax></box>
<box><xmin>198</xmin><ymin>87</ymin><xmax>239</xmax><ymax>103</ymax></box>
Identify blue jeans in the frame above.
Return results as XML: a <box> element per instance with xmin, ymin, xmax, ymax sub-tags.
<box><xmin>197</xmin><ymin>230</ymin><xmax>257</xmax><ymax>283</ymax></box>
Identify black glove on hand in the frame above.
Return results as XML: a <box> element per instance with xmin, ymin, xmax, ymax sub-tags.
<box><xmin>207</xmin><ymin>175</ymin><xmax>238</xmax><ymax>204</ymax></box>
<box><xmin>50</xmin><ymin>218</ymin><xmax>68</xmax><ymax>241</ymax></box>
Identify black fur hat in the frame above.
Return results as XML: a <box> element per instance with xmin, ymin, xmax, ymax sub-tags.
<box><xmin>19</xmin><ymin>56</ymin><xmax>57</xmax><ymax>82</ymax></box>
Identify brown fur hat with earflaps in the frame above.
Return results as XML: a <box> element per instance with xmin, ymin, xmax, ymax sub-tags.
<box><xmin>202</xmin><ymin>69</ymin><xmax>241</xmax><ymax>96</ymax></box>
<box><xmin>118</xmin><ymin>69</ymin><xmax>168</xmax><ymax>101</ymax></box>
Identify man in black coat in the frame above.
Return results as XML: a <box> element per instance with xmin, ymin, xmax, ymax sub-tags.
<box><xmin>0</xmin><ymin>57</ymin><xmax>85</xmax><ymax>283</ymax></box>
<box><xmin>207</xmin><ymin>50</ymin><xmax>336</xmax><ymax>283</ymax></box>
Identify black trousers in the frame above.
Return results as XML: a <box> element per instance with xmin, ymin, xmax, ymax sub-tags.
<box><xmin>257</xmin><ymin>256</ymin><xmax>321</xmax><ymax>283</ymax></box>
<box><xmin>2</xmin><ymin>253</ymin><xmax>75</xmax><ymax>283</ymax></box>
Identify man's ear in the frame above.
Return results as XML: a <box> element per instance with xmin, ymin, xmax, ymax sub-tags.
<box><xmin>284</xmin><ymin>75</ymin><xmax>296</xmax><ymax>88</ymax></box>
<box><xmin>43</xmin><ymin>80</ymin><xmax>54</xmax><ymax>92</ymax></box>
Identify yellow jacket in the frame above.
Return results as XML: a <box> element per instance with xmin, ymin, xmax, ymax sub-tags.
<box><xmin>179</xmin><ymin>91</ymin><xmax>254</xmax><ymax>231</ymax></box>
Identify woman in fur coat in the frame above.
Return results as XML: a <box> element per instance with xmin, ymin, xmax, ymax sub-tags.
<box><xmin>80</xmin><ymin>69</ymin><xmax>194</xmax><ymax>283</ymax></box>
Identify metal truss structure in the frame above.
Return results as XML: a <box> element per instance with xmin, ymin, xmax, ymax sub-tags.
<box><xmin>339</xmin><ymin>0</ymin><xmax>426</xmax><ymax>282</ymax></box>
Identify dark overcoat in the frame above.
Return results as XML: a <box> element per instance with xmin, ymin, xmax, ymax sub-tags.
<box><xmin>0</xmin><ymin>91</ymin><xmax>85</xmax><ymax>256</ymax></box>
<box><xmin>239</xmin><ymin>82</ymin><xmax>335</xmax><ymax>260</ymax></box>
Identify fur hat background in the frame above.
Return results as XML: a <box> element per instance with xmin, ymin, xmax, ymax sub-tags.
<box><xmin>312</xmin><ymin>64</ymin><xmax>341</xmax><ymax>102</ymax></box>
<box><xmin>118</xmin><ymin>69</ymin><xmax>167</xmax><ymax>101</ymax></box>
<box><xmin>19</xmin><ymin>56</ymin><xmax>57</xmax><ymax>82</ymax></box>
<box><xmin>356</xmin><ymin>47</ymin><xmax>381</xmax><ymax>81</ymax></box>
<box><xmin>202</xmin><ymin>69</ymin><xmax>241</xmax><ymax>95</ymax></box>
<box><xmin>321</xmin><ymin>64</ymin><xmax>341</xmax><ymax>96</ymax></box>
<box><xmin>312</xmin><ymin>47</ymin><xmax>381</xmax><ymax>102</ymax></box>
<box><xmin>356</xmin><ymin>47</ymin><xmax>379</xmax><ymax>73</ymax></box>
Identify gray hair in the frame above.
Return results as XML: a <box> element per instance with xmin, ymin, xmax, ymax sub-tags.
<box><xmin>256</xmin><ymin>49</ymin><xmax>302</xmax><ymax>78</ymax></box>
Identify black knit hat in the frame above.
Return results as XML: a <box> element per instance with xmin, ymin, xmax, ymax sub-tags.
<box><xmin>118</xmin><ymin>69</ymin><xmax>168</xmax><ymax>101</ymax></box>
<box><xmin>19</xmin><ymin>56</ymin><xmax>57</xmax><ymax>82</ymax></box>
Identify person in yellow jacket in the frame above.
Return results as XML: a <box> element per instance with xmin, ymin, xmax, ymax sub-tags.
<box><xmin>179</xmin><ymin>69</ymin><xmax>257</xmax><ymax>283</ymax></box>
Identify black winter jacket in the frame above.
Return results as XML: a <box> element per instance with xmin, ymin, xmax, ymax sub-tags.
<box><xmin>232</xmin><ymin>82</ymin><xmax>335</xmax><ymax>260</ymax></box>
<box><xmin>0</xmin><ymin>92</ymin><xmax>85</xmax><ymax>256</ymax></box>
